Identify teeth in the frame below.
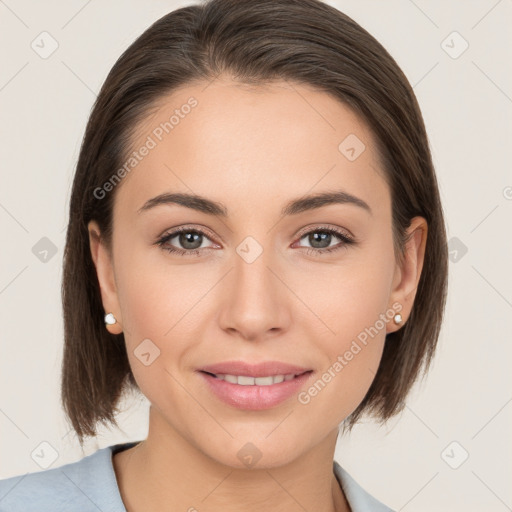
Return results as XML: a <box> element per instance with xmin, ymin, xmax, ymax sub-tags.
<box><xmin>213</xmin><ymin>373</ymin><xmax>299</xmax><ymax>385</ymax></box>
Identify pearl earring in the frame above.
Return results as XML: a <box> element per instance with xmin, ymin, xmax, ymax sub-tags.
<box><xmin>393</xmin><ymin>313</ymin><xmax>403</xmax><ymax>325</ymax></box>
<box><xmin>104</xmin><ymin>313</ymin><xmax>117</xmax><ymax>325</ymax></box>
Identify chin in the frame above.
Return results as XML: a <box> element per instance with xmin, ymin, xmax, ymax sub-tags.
<box><xmin>202</xmin><ymin>430</ymin><xmax>312</xmax><ymax>471</ymax></box>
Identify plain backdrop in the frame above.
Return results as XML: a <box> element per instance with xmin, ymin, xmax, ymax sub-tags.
<box><xmin>1</xmin><ymin>1</ymin><xmax>511</xmax><ymax>510</ymax></box>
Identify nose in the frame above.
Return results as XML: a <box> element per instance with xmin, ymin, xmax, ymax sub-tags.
<box><xmin>218</xmin><ymin>241</ymin><xmax>292</xmax><ymax>342</ymax></box>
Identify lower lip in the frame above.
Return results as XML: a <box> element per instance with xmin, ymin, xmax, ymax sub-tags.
<box><xmin>198</xmin><ymin>371</ymin><xmax>313</xmax><ymax>410</ymax></box>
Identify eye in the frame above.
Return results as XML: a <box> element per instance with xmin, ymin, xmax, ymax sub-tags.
<box><xmin>155</xmin><ymin>226</ymin><xmax>217</xmax><ymax>257</ymax></box>
<box><xmin>293</xmin><ymin>226</ymin><xmax>356</xmax><ymax>256</ymax></box>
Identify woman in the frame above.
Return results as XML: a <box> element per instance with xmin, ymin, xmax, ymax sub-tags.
<box><xmin>0</xmin><ymin>0</ymin><xmax>447</xmax><ymax>510</ymax></box>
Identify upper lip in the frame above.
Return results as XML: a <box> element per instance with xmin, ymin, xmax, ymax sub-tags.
<box><xmin>198</xmin><ymin>361</ymin><xmax>312</xmax><ymax>378</ymax></box>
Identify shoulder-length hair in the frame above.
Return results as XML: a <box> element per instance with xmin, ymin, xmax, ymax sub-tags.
<box><xmin>61</xmin><ymin>0</ymin><xmax>448</xmax><ymax>446</ymax></box>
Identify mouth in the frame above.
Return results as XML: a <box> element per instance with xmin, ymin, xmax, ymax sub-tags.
<box><xmin>197</xmin><ymin>369</ymin><xmax>315</xmax><ymax>410</ymax></box>
<box><xmin>199</xmin><ymin>370</ymin><xmax>312</xmax><ymax>386</ymax></box>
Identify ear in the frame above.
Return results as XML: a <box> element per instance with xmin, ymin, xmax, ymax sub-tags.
<box><xmin>386</xmin><ymin>216</ymin><xmax>428</xmax><ymax>333</ymax></box>
<box><xmin>88</xmin><ymin>220</ymin><xmax>123</xmax><ymax>334</ymax></box>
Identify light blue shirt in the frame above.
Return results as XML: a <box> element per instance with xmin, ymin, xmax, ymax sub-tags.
<box><xmin>0</xmin><ymin>441</ymin><xmax>394</xmax><ymax>511</ymax></box>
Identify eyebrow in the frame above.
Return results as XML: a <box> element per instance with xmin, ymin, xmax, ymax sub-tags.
<box><xmin>137</xmin><ymin>190</ymin><xmax>372</xmax><ymax>217</ymax></box>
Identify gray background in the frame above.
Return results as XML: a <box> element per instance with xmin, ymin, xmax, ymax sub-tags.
<box><xmin>1</xmin><ymin>1</ymin><xmax>511</xmax><ymax>510</ymax></box>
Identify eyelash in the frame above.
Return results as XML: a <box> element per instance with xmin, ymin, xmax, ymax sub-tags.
<box><xmin>155</xmin><ymin>225</ymin><xmax>356</xmax><ymax>257</ymax></box>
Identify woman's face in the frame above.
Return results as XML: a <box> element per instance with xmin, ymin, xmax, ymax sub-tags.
<box><xmin>89</xmin><ymin>78</ymin><xmax>423</xmax><ymax>468</ymax></box>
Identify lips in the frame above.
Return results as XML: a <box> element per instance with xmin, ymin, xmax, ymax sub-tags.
<box><xmin>198</xmin><ymin>366</ymin><xmax>314</xmax><ymax>410</ymax></box>
<box><xmin>196</xmin><ymin>361</ymin><xmax>314</xmax><ymax>410</ymax></box>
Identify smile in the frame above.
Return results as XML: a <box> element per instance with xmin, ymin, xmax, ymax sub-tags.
<box><xmin>198</xmin><ymin>370</ymin><xmax>314</xmax><ymax>410</ymax></box>
<box><xmin>203</xmin><ymin>371</ymin><xmax>308</xmax><ymax>386</ymax></box>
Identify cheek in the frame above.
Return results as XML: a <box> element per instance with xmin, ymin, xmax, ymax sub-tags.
<box><xmin>116</xmin><ymin>266</ymin><xmax>171</xmax><ymax>341</ymax></box>
<box><xmin>113</xmin><ymin>239</ymin><xmax>214</xmax><ymax>384</ymax></box>
<box><xmin>296</xmin><ymin>275</ymin><xmax>389</xmax><ymax>425</ymax></box>
<box><xmin>113</xmin><ymin>233</ymin><xmax>197</xmax><ymax>337</ymax></box>
<box><xmin>113</xmin><ymin>253</ymin><xmax>191</xmax><ymax>402</ymax></box>
<box><xmin>293</xmin><ymin>246</ymin><xmax>395</xmax><ymax>419</ymax></box>
<box><xmin>298</xmin><ymin>243</ymin><xmax>395</xmax><ymax>344</ymax></box>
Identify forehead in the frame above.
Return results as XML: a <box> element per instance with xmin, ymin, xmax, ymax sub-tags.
<box><xmin>114</xmin><ymin>78</ymin><xmax>389</xmax><ymax>219</ymax></box>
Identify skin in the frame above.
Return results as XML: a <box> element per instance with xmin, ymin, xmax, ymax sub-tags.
<box><xmin>88</xmin><ymin>76</ymin><xmax>427</xmax><ymax>512</ymax></box>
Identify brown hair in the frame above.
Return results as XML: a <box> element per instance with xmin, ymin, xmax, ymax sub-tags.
<box><xmin>61</xmin><ymin>0</ymin><xmax>448</xmax><ymax>446</ymax></box>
